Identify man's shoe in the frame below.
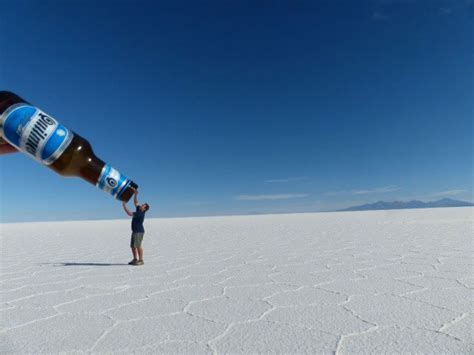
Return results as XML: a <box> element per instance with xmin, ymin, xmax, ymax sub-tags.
<box><xmin>135</xmin><ymin>260</ymin><xmax>144</xmax><ymax>265</ymax></box>
<box><xmin>128</xmin><ymin>259</ymin><xmax>137</xmax><ymax>265</ymax></box>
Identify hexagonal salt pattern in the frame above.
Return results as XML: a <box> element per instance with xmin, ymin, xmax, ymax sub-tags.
<box><xmin>1</xmin><ymin>207</ymin><xmax>472</xmax><ymax>353</ymax></box>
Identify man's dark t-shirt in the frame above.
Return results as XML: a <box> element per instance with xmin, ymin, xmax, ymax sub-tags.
<box><xmin>131</xmin><ymin>206</ymin><xmax>146</xmax><ymax>233</ymax></box>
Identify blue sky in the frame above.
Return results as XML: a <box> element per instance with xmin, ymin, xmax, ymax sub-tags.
<box><xmin>1</xmin><ymin>0</ymin><xmax>472</xmax><ymax>222</ymax></box>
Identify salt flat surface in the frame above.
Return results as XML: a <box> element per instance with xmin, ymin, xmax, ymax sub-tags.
<box><xmin>1</xmin><ymin>207</ymin><xmax>473</xmax><ymax>354</ymax></box>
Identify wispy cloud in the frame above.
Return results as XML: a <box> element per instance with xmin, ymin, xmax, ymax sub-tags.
<box><xmin>433</xmin><ymin>189</ymin><xmax>467</xmax><ymax>197</ymax></box>
<box><xmin>234</xmin><ymin>193</ymin><xmax>310</xmax><ymax>201</ymax></box>
<box><xmin>324</xmin><ymin>185</ymin><xmax>400</xmax><ymax>196</ymax></box>
<box><xmin>183</xmin><ymin>201</ymin><xmax>212</xmax><ymax>206</ymax></box>
<box><xmin>264</xmin><ymin>177</ymin><xmax>307</xmax><ymax>183</ymax></box>
<box><xmin>352</xmin><ymin>185</ymin><xmax>400</xmax><ymax>195</ymax></box>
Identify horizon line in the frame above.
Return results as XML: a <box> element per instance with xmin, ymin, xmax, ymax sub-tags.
<box><xmin>1</xmin><ymin>204</ymin><xmax>472</xmax><ymax>225</ymax></box>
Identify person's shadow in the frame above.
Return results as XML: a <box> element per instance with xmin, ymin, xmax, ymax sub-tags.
<box><xmin>42</xmin><ymin>262</ymin><xmax>128</xmax><ymax>267</ymax></box>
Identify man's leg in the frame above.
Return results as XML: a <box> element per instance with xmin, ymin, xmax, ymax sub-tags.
<box><xmin>138</xmin><ymin>247</ymin><xmax>143</xmax><ymax>261</ymax></box>
<box><xmin>130</xmin><ymin>233</ymin><xmax>136</xmax><ymax>263</ymax></box>
<box><xmin>132</xmin><ymin>248</ymin><xmax>139</xmax><ymax>260</ymax></box>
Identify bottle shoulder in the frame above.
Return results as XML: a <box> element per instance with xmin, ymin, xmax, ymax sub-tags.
<box><xmin>50</xmin><ymin>134</ymin><xmax>101</xmax><ymax>176</ymax></box>
<box><xmin>0</xmin><ymin>91</ymin><xmax>19</xmax><ymax>99</ymax></box>
<box><xmin>0</xmin><ymin>92</ymin><xmax>26</xmax><ymax>115</ymax></box>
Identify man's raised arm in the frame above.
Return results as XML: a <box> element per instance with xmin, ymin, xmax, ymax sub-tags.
<box><xmin>133</xmin><ymin>189</ymin><xmax>139</xmax><ymax>207</ymax></box>
<box><xmin>122</xmin><ymin>202</ymin><xmax>133</xmax><ymax>217</ymax></box>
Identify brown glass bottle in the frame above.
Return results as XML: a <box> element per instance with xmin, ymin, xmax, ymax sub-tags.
<box><xmin>0</xmin><ymin>91</ymin><xmax>137</xmax><ymax>202</ymax></box>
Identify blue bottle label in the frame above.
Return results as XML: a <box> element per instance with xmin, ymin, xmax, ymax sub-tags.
<box><xmin>97</xmin><ymin>164</ymin><xmax>132</xmax><ymax>199</ymax></box>
<box><xmin>1</xmin><ymin>103</ymin><xmax>73</xmax><ymax>165</ymax></box>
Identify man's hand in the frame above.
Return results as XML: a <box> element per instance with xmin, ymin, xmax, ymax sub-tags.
<box><xmin>0</xmin><ymin>138</ymin><xmax>17</xmax><ymax>155</ymax></box>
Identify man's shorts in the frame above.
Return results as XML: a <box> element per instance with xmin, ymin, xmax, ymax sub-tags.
<box><xmin>130</xmin><ymin>232</ymin><xmax>144</xmax><ymax>248</ymax></box>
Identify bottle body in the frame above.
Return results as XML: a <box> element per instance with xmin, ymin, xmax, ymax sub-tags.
<box><xmin>0</xmin><ymin>91</ymin><xmax>137</xmax><ymax>202</ymax></box>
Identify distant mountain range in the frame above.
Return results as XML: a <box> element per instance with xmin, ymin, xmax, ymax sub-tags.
<box><xmin>340</xmin><ymin>198</ymin><xmax>474</xmax><ymax>212</ymax></box>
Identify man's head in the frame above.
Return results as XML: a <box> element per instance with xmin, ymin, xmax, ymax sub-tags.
<box><xmin>139</xmin><ymin>203</ymin><xmax>150</xmax><ymax>212</ymax></box>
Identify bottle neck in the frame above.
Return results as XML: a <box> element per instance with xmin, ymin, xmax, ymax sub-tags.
<box><xmin>65</xmin><ymin>145</ymin><xmax>136</xmax><ymax>202</ymax></box>
<box><xmin>91</xmin><ymin>161</ymin><xmax>136</xmax><ymax>201</ymax></box>
<box><xmin>55</xmin><ymin>134</ymin><xmax>137</xmax><ymax>201</ymax></box>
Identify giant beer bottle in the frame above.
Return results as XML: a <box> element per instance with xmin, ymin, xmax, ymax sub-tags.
<box><xmin>0</xmin><ymin>91</ymin><xmax>137</xmax><ymax>202</ymax></box>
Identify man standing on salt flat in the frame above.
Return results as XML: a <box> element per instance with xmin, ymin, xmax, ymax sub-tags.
<box><xmin>122</xmin><ymin>190</ymin><xmax>150</xmax><ymax>266</ymax></box>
